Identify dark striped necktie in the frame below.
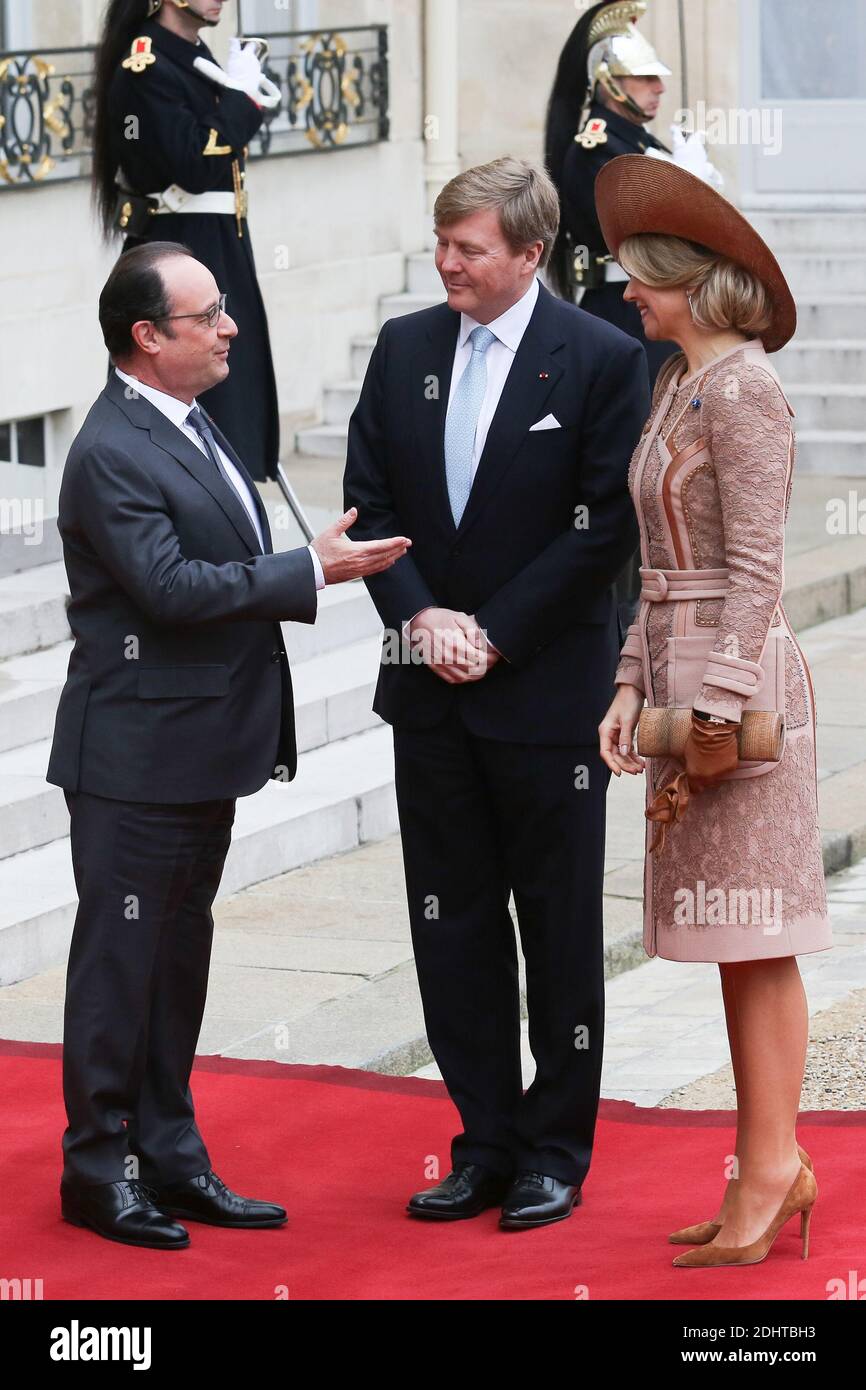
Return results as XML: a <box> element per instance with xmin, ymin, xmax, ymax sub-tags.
<box><xmin>184</xmin><ymin>405</ymin><xmax>236</xmax><ymax>491</ymax></box>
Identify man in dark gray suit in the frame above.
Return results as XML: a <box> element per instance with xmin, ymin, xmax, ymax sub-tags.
<box><xmin>47</xmin><ymin>242</ymin><xmax>409</xmax><ymax>1249</ymax></box>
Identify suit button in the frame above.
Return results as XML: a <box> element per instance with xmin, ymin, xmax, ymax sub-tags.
<box><xmin>270</xmin><ymin>650</ymin><xmax>281</xmax><ymax>663</ymax></box>
<box><xmin>452</xmin><ymin>545</ymin><xmax>461</xmax><ymax>557</ymax></box>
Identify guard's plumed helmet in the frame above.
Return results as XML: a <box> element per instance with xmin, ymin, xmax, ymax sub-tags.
<box><xmin>585</xmin><ymin>2</ymin><xmax>671</xmax><ymax>121</ymax></box>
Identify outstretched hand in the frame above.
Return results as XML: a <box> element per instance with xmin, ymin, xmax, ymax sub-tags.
<box><xmin>311</xmin><ymin>508</ymin><xmax>411</xmax><ymax>584</ymax></box>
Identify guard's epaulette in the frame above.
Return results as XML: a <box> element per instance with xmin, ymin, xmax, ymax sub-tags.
<box><xmin>575</xmin><ymin>116</ymin><xmax>607</xmax><ymax>149</ymax></box>
<box><xmin>121</xmin><ymin>36</ymin><xmax>156</xmax><ymax>75</ymax></box>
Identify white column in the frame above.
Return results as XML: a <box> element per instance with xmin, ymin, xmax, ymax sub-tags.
<box><xmin>423</xmin><ymin>0</ymin><xmax>460</xmax><ymax>247</ymax></box>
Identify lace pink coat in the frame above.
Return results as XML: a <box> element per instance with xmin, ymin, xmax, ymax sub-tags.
<box><xmin>614</xmin><ymin>340</ymin><xmax>832</xmax><ymax>963</ymax></box>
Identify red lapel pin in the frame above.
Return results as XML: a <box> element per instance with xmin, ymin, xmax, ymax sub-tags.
<box><xmin>539</xmin><ymin>371</ymin><xmax>549</xmax><ymax>379</ymax></box>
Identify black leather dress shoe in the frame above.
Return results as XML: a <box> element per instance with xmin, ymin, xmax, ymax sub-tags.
<box><xmin>60</xmin><ymin>1179</ymin><xmax>190</xmax><ymax>1249</ymax></box>
<box><xmin>499</xmin><ymin>1172</ymin><xmax>582</xmax><ymax>1229</ymax></box>
<box><xmin>151</xmin><ymin>1170</ymin><xmax>287</xmax><ymax>1228</ymax></box>
<box><xmin>407</xmin><ymin>1163</ymin><xmax>512</xmax><ymax>1220</ymax></box>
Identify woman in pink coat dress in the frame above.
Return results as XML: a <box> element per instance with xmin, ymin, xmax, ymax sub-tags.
<box><xmin>596</xmin><ymin>157</ymin><xmax>830</xmax><ymax>1269</ymax></box>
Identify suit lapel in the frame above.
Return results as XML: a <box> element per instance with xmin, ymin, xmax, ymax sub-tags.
<box><xmin>411</xmin><ymin>307</ymin><xmax>461</xmax><ymax>535</ymax></box>
<box><xmin>106</xmin><ymin>373</ymin><xmax>263</xmax><ymax>557</ymax></box>
<box><xmin>456</xmin><ymin>285</ymin><xmax>566</xmax><ymax>539</ymax></box>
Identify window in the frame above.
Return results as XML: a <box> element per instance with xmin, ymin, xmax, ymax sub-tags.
<box><xmin>760</xmin><ymin>0</ymin><xmax>866</xmax><ymax>101</ymax></box>
<box><xmin>0</xmin><ymin>415</ymin><xmax>47</xmax><ymax>467</ymax></box>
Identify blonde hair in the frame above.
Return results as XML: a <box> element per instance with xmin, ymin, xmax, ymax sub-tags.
<box><xmin>618</xmin><ymin>233</ymin><xmax>773</xmax><ymax>338</ymax></box>
<box><xmin>433</xmin><ymin>157</ymin><xmax>560</xmax><ymax>269</ymax></box>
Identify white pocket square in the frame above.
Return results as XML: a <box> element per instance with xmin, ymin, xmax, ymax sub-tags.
<box><xmin>529</xmin><ymin>413</ymin><xmax>561</xmax><ymax>432</ymax></box>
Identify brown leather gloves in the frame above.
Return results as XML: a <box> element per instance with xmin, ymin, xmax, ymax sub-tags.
<box><xmin>646</xmin><ymin>712</ymin><xmax>740</xmax><ymax>853</ymax></box>
<box><xmin>685</xmin><ymin>711</ymin><xmax>740</xmax><ymax>791</ymax></box>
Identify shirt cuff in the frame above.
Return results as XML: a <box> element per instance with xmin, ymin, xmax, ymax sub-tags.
<box><xmin>308</xmin><ymin>544</ymin><xmax>326</xmax><ymax>591</ymax></box>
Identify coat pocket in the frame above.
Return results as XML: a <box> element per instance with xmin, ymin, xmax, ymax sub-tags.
<box><xmin>136</xmin><ymin>664</ymin><xmax>229</xmax><ymax>699</ymax></box>
<box><xmin>665</xmin><ymin>629</ymin><xmax>787</xmax><ymax>777</ymax></box>
<box><xmin>667</xmin><ymin>630</ymin><xmax>785</xmax><ymax>715</ymax></box>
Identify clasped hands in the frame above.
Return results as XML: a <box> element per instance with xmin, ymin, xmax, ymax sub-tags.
<box><xmin>408</xmin><ymin>607</ymin><xmax>501</xmax><ymax>684</ymax></box>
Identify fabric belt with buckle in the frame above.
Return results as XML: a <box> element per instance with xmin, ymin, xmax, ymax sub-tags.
<box><xmin>639</xmin><ymin>567</ymin><xmax>731</xmax><ymax>603</ymax></box>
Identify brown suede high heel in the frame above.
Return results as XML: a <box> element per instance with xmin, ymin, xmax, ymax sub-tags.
<box><xmin>672</xmin><ymin>1163</ymin><xmax>817</xmax><ymax>1268</ymax></box>
<box><xmin>668</xmin><ymin>1145</ymin><xmax>813</xmax><ymax>1245</ymax></box>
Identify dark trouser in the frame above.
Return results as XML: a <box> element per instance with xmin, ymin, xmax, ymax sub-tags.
<box><xmin>61</xmin><ymin>790</ymin><xmax>236</xmax><ymax>1187</ymax></box>
<box><xmin>393</xmin><ymin>707</ymin><xmax>610</xmax><ymax>1187</ymax></box>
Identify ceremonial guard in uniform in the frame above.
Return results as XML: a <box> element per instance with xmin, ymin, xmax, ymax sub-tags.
<box><xmin>92</xmin><ymin>0</ymin><xmax>282</xmax><ymax>480</ymax></box>
<box><xmin>545</xmin><ymin>0</ymin><xmax>677</xmax><ymax>386</ymax></box>
<box><xmin>546</xmin><ymin>2</ymin><xmax>695</xmax><ymax>624</ymax></box>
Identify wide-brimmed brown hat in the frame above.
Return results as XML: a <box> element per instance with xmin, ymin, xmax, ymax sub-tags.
<box><xmin>595</xmin><ymin>155</ymin><xmax>796</xmax><ymax>352</ymax></box>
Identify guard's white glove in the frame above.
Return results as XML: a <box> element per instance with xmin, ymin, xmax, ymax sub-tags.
<box><xmin>646</xmin><ymin>124</ymin><xmax>724</xmax><ymax>191</ymax></box>
<box><xmin>226</xmin><ymin>36</ymin><xmax>262</xmax><ymax>91</ymax></box>
<box><xmin>194</xmin><ymin>42</ymin><xmax>281</xmax><ymax>110</ymax></box>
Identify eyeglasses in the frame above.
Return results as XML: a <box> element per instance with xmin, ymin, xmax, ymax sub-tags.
<box><xmin>156</xmin><ymin>292</ymin><xmax>227</xmax><ymax>329</ymax></box>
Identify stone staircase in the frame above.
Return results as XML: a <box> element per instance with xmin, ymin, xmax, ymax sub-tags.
<box><xmin>0</xmin><ymin>525</ymin><xmax>399</xmax><ymax>986</ymax></box>
<box><xmin>296</xmin><ymin>252</ymin><xmax>444</xmax><ymax>460</ymax></box>
<box><xmin>297</xmin><ymin>214</ymin><xmax>866</xmax><ymax>476</ymax></box>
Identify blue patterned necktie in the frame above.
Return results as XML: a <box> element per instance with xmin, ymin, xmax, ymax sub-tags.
<box><xmin>444</xmin><ymin>324</ymin><xmax>497</xmax><ymax>525</ymax></box>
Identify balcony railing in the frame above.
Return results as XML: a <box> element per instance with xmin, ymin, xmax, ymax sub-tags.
<box><xmin>0</xmin><ymin>25</ymin><xmax>389</xmax><ymax>191</ymax></box>
<box><xmin>251</xmin><ymin>27</ymin><xmax>389</xmax><ymax>158</ymax></box>
<box><xmin>0</xmin><ymin>47</ymin><xmax>96</xmax><ymax>187</ymax></box>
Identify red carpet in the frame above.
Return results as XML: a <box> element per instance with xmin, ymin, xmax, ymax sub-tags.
<box><xmin>1</xmin><ymin>1039</ymin><xmax>863</xmax><ymax>1301</ymax></box>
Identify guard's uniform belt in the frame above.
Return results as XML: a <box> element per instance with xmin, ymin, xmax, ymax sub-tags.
<box><xmin>148</xmin><ymin>184</ymin><xmax>239</xmax><ymax>215</ymax></box>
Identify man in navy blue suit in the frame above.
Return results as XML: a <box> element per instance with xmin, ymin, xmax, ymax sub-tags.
<box><xmin>344</xmin><ymin>158</ymin><xmax>650</xmax><ymax>1229</ymax></box>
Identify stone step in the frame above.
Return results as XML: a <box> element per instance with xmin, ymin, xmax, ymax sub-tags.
<box><xmin>779</xmin><ymin>253</ymin><xmax>866</xmax><ymax>294</ymax></box>
<box><xmin>795</xmin><ymin>431</ymin><xmax>866</xmax><ymax>476</ymax></box>
<box><xmin>347</xmin><ymin>312</ymin><xmax>866</xmax><ymax>401</ymax></box>
<box><xmin>0</xmin><ymin>562</ymin><xmax>70</xmax><ymax>662</ymax></box>
<box><xmin>281</xmin><ymin>579</ymin><xmax>381</xmax><ymax>664</ymax></box>
<box><xmin>0</xmin><ymin>636</ymin><xmax>387</xmax><ymax>860</ymax></box>
<box><xmin>371</xmin><ymin>293</ymin><xmax>866</xmax><ymax>344</ymax></box>
<box><xmin>0</xmin><ymin>722</ymin><xmax>397</xmax><ymax>986</ymax></box>
<box><xmin>351</xmin><ymin>335</ymin><xmax>378</xmax><ymax>380</ymax></box>
<box><xmin>748</xmin><ymin>213</ymin><xmax>866</xmax><ymax>253</ymax></box>
<box><xmin>0</xmin><ymin>630</ymin><xmax>383</xmax><ymax>758</ymax></box>
<box><xmin>407</xmin><ymin>251</ymin><xmax>443</xmax><ymax>295</ymax></box>
<box><xmin>776</xmin><ymin>341</ymin><xmax>866</xmax><ymax>385</ymax></box>
<box><xmin>0</xmin><ymin>639</ymin><xmax>73</xmax><ymax>755</ymax></box>
<box><xmin>294</xmin><ymin>423</ymin><xmax>349</xmax><ymax>461</ymax></box>
<box><xmin>378</xmin><ymin>290</ymin><xmax>445</xmax><ymax>329</ymax></box>
<box><xmin>794</xmin><ymin>296</ymin><xmax>866</xmax><ymax>340</ymax></box>
<box><xmin>0</xmin><ymin>513</ymin><xmax>62</xmax><ymax>579</ymax></box>
<box><xmin>788</xmin><ymin>385</ymin><xmax>866</xmax><ymax>432</ymax></box>
<box><xmin>0</xmin><ymin>555</ymin><xmax>380</xmax><ymax>667</ymax></box>
<box><xmin>324</xmin><ymin>372</ymin><xmax>866</xmax><ymax>433</ymax></box>
<box><xmin>323</xmin><ymin>380</ymin><xmax>364</xmax><ymax>426</ymax></box>
<box><xmin>303</xmin><ymin>401</ymin><xmax>866</xmax><ymax>475</ymax></box>
<box><xmin>377</xmin><ymin>275</ymin><xmax>866</xmax><ymax>328</ymax></box>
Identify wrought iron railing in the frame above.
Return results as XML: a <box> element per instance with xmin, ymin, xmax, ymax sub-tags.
<box><xmin>0</xmin><ymin>47</ymin><xmax>96</xmax><ymax>187</ymax></box>
<box><xmin>0</xmin><ymin>25</ymin><xmax>389</xmax><ymax>191</ymax></box>
<box><xmin>250</xmin><ymin>27</ymin><xmax>389</xmax><ymax>157</ymax></box>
